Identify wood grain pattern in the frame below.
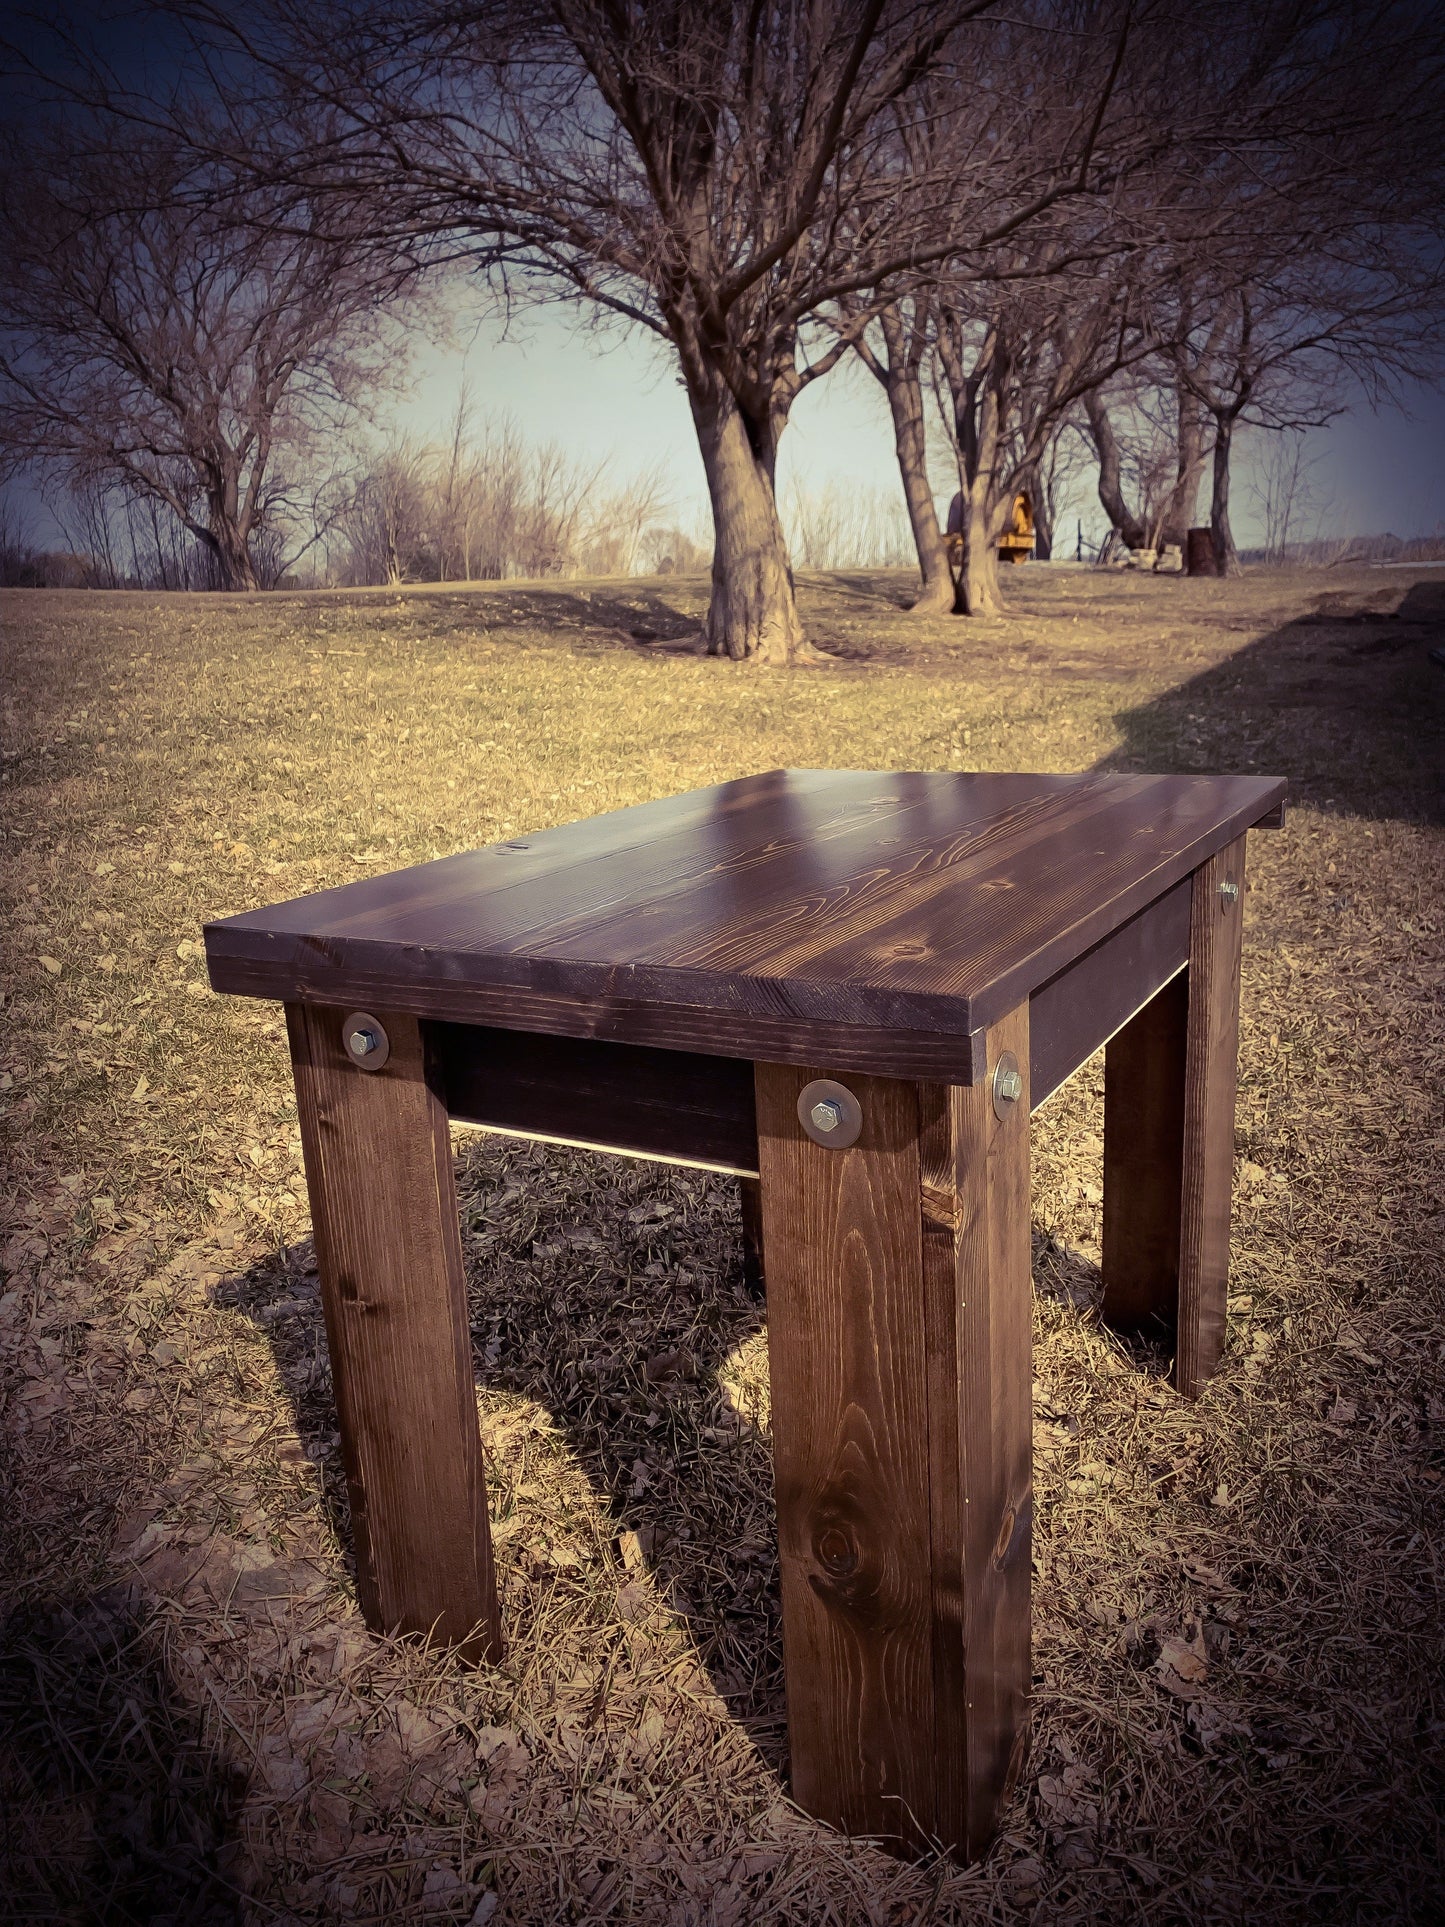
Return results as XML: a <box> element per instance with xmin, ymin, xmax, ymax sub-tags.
<box><xmin>755</xmin><ymin>1004</ymin><xmax>1031</xmax><ymax>1860</ymax></box>
<box><xmin>217</xmin><ymin>957</ymin><xmax>987</xmax><ymax>1085</ymax></box>
<box><xmin>933</xmin><ymin>1005</ymin><xmax>1034</xmax><ymax>1855</ymax></box>
<box><xmin>1101</xmin><ymin>969</ymin><xmax>1188</xmax><ymax>1333</ymax></box>
<box><xmin>287</xmin><ymin>1003</ymin><xmax>500</xmax><ymax>1657</ymax></box>
<box><xmin>757</xmin><ymin>1064</ymin><xmax>937</xmax><ymax>1850</ymax></box>
<box><xmin>208</xmin><ymin>770</ymin><xmax>1285</xmax><ymax>1079</ymax></box>
<box><xmin>1176</xmin><ymin>839</ymin><xmax>1247</xmax><ymax>1396</ymax></box>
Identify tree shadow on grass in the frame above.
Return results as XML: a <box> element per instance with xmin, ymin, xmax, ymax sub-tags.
<box><xmin>217</xmin><ymin>1141</ymin><xmax>787</xmax><ymax>1765</ymax></box>
<box><xmin>488</xmin><ymin>585</ymin><xmax>708</xmax><ymax>650</ymax></box>
<box><xmin>0</xmin><ymin>1585</ymin><xmax>243</xmax><ymax>1925</ymax></box>
<box><xmin>1098</xmin><ymin>571</ymin><xmax>1445</xmax><ymax>826</ymax></box>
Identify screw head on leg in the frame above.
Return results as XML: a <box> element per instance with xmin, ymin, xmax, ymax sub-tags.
<box><xmin>992</xmin><ymin>1050</ymin><xmax>1024</xmax><ymax>1121</ymax></box>
<box><xmin>1219</xmin><ymin>879</ymin><xmax>1240</xmax><ymax>904</ymax></box>
<box><xmin>797</xmin><ymin>1079</ymin><xmax>863</xmax><ymax>1148</ymax></box>
<box><xmin>342</xmin><ymin>1011</ymin><xmax>390</xmax><ymax>1071</ymax></box>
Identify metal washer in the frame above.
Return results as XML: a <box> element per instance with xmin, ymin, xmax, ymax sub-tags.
<box><xmin>797</xmin><ymin>1078</ymin><xmax>864</xmax><ymax>1149</ymax></box>
<box><xmin>992</xmin><ymin>1049</ymin><xmax>1023</xmax><ymax>1121</ymax></box>
<box><xmin>342</xmin><ymin>1010</ymin><xmax>391</xmax><ymax>1071</ymax></box>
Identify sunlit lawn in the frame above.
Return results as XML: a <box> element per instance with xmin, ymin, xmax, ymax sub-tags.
<box><xmin>2</xmin><ymin>567</ymin><xmax>1442</xmax><ymax>1924</ymax></box>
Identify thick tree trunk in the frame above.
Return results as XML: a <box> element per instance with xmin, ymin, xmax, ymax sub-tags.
<box><xmin>952</xmin><ymin>360</ymin><xmax>1007</xmax><ymax>617</ymax></box>
<box><xmin>200</xmin><ymin>466</ymin><xmax>261</xmax><ymax>591</ymax></box>
<box><xmin>202</xmin><ymin>519</ymin><xmax>260</xmax><ymax>592</ymax></box>
<box><xmin>1084</xmin><ymin>392</ymin><xmax>1146</xmax><ymax>550</ymax></box>
<box><xmin>955</xmin><ymin>477</ymin><xmax>1007</xmax><ymax>616</ymax></box>
<box><xmin>1210</xmin><ymin>416</ymin><xmax>1241</xmax><ymax>577</ymax></box>
<box><xmin>1019</xmin><ymin>464</ymin><xmax>1053</xmax><ymax>560</ymax></box>
<box><xmin>1160</xmin><ymin>387</ymin><xmax>1208</xmax><ymax>552</ymax></box>
<box><xmin>691</xmin><ymin>384</ymin><xmax>805</xmax><ymax>662</ymax></box>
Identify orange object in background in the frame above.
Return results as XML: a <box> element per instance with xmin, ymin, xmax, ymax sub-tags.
<box><xmin>944</xmin><ymin>490</ymin><xmax>1036</xmax><ymax>566</ymax></box>
<box><xmin>998</xmin><ymin>491</ymin><xmax>1035</xmax><ymax>564</ymax></box>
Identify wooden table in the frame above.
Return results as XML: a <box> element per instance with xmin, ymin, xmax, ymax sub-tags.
<box><xmin>205</xmin><ymin>768</ymin><xmax>1285</xmax><ymax>1861</ymax></box>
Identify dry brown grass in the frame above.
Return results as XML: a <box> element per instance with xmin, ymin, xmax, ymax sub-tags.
<box><xmin>1</xmin><ymin>564</ymin><xmax>1442</xmax><ymax>1925</ymax></box>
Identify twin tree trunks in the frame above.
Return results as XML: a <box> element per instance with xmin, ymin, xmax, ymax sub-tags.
<box><xmin>208</xmin><ymin>771</ymin><xmax>1279</xmax><ymax>1864</ymax></box>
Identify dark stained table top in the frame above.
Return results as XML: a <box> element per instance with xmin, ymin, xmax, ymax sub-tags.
<box><xmin>205</xmin><ymin>769</ymin><xmax>1285</xmax><ymax>1077</ymax></box>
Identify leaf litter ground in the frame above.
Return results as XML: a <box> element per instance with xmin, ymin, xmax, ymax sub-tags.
<box><xmin>1</xmin><ymin>565</ymin><xmax>1442</xmax><ymax>1924</ymax></box>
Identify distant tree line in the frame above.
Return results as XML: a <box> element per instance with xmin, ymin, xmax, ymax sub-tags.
<box><xmin>2</xmin><ymin>1</ymin><xmax>1442</xmax><ymax>657</ymax></box>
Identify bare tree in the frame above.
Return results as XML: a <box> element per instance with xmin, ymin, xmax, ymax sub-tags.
<box><xmin>931</xmin><ymin>251</ymin><xmax>1146</xmax><ymax>614</ymax></box>
<box><xmin>783</xmin><ymin>478</ymin><xmax>914</xmax><ymax>570</ymax></box>
<box><xmin>1150</xmin><ymin>5</ymin><xmax>1445</xmax><ymax>573</ymax></box>
<box><xmin>0</xmin><ymin>113</ymin><xmax>415</xmax><ymax>590</ymax></box>
<box><xmin>1248</xmin><ymin>430</ymin><xmax>1329</xmax><ymax>565</ymax></box>
<box><xmin>1178</xmin><ymin>256</ymin><xmax>1443</xmax><ymax>575</ymax></box>
<box><xmin>578</xmin><ymin>470</ymin><xmax>676</xmax><ymax>578</ymax></box>
<box><xmin>337</xmin><ymin>409</ymin><xmax>675</xmax><ymax>585</ymax></box>
<box><xmin>172</xmin><ymin>0</ymin><xmax>1172</xmax><ymax>657</ymax></box>
<box><xmin>1083</xmin><ymin>360</ymin><xmax>1210</xmax><ymax>558</ymax></box>
<box><xmin>851</xmin><ymin>295</ymin><xmax>953</xmax><ymax>611</ymax></box>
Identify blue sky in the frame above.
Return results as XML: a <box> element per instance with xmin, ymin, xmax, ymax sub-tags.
<box><xmin>402</xmin><ymin>304</ymin><xmax>1445</xmax><ymax>554</ymax></box>
<box><xmin>8</xmin><ymin>5</ymin><xmax>1443</xmax><ymax>559</ymax></box>
<box><xmin>17</xmin><ymin>294</ymin><xmax>1442</xmax><ymax>558</ymax></box>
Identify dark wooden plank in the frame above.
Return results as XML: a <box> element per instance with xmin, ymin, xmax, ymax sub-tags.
<box><xmin>432</xmin><ymin>1021</ymin><xmax>759</xmax><ymax>1173</ymax></box>
<box><xmin>206</xmin><ymin>771</ymin><xmax>1287</xmax><ymax>1070</ymax></box>
<box><xmin>934</xmin><ymin>1005</ymin><xmax>1033</xmax><ymax>1856</ymax></box>
<box><xmin>287</xmin><ymin>1002</ymin><xmax>500</xmax><ymax>1657</ymax></box>
<box><xmin>1101</xmin><ymin>969</ymin><xmax>1188</xmax><ymax>1332</ymax></box>
<box><xmin>757</xmin><ymin>1062</ymin><xmax>939</xmax><ymax>1851</ymax></box>
<box><xmin>1029</xmin><ymin>878</ymin><xmax>1190</xmax><ymax>1107</ymax></box>
<box><xmin>755</xmin><ymin>1007</ymin><xmax>1031</xmax><ymax>1861</ymax></box>
<box><xmin>1176</xmin><ymin>838</ymin><xmax>1247</xmax><ymax>1396</ymax></box>
<box><xmin>214</xmin><ymin>963</ymin><xmax>987</xmax><ymax>1084</ymax></box>
<box><xmin>1100</xmin><ymin>838</ymin><xmax>1247</xmax><ymax>1393</ymax></box>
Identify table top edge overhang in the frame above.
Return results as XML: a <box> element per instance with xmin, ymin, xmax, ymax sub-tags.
<box><xmin>203</xmin><ymin>769</ymin><xmax>1286</xmax><ymax>1055</ymax></box>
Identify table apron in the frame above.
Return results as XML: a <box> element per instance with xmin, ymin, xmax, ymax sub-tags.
<box><xmin>431</xmin><ymin>1020</ymin><xmax>761</xmax><ymax>1175</ymax></box>
<box><xmin>1028</xmin><ymin>877</ymin><xmax>1192</xmax><ymax>1107</ymax></box>
<box><xmin>425</xmin><ymin>876</ymin><xmax>1191</xmax><ymax>1176</ymax></box>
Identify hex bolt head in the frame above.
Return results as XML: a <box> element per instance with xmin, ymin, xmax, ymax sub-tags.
<box><xmin>797</xmin><ymin>1079</ymin><xmax>864</xmax><ymax>1148</ymax></box>
<box><xmin>1219</xmin><ymin>879</ymin><xmax>1240</xmax><ymax>903</ymax></box>
<box><xmin>341</xmin><ymin>1011</ymin><xmax>390</xmax><ymax>1071</ymax></box>
<box><xmin>991</xmin><ymin>1049</ymin><xmax>1024</xmax><ymax>1121</ymax></box>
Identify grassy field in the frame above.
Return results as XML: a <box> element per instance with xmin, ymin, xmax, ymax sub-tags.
<box><xmin>1</xmin><ymin>564</ymin><xmax>1442</xmax><ymax>1925</ymax></box>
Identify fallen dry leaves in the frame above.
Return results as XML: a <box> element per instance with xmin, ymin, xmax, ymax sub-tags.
<box><xmin>1</xmin><ymin>566</ymin><xmax>1442</xmax><ymax>1923</ymax></box>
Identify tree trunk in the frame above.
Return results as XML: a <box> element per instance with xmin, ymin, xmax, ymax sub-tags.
<box><xmin>1160</xmin><ymin>385</ymin><xmax>1208</xmax><ymax>552</ymax></box>
<box><xmin>691</xmin><ymin>384</ymin><xmax>806</xmax><ymax>662</ymax></box>
<box><xmin>203</xmin><ymin>518</ymin><xmax>260</xmax><ymax>592</ymax></box>
<box><xmin>1084</xmin><ymin>392</ymin><xmax>1146</xmax><ymax>550</ymax></box>
<box><xmin>953</xmin><ymin>358</ymin><xmax>1006</xmax><ymax>617</ymax></box>
<box><xmin>876</xmin><ymin>312</ymin><xmax>952</xmax><ymax>613</ymax></box>
<box><xmin>1019</xmin><ymin>464</ymin><xmax>1053</xmax><ymax>560</ymax></box>
<box><xmin>1210</xmin><ymin>415</ymin><xmax>1240</xmax><ymax>577</ymax></box>
<box><xmin>955</xmin><ymin>475</ymin><xmax>1009</xmax><ymax>616</ymax></box>
<box><xmin>200</xmin><ymin>466</ymin><xmax>261</xmax><ymax>592</ymax></box>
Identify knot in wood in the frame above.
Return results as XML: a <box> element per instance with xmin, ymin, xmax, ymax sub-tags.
<box><xmin>815</xmin><ymin>1525</ymin><xmax>859</xmax><ymax>1577</ymax></box>
<box><xmin>991</xmin><ymin>1493</ymin><xmax>1031</xmax><ymax>1572</ymax></box>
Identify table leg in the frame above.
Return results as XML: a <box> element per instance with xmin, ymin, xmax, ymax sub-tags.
<box><xmin>1102</xmin><ymin>837</ymin><xmax>1246</xmax><ymax>1395</ymax></box>
<box><xmin>286</xmin><ymin>1003</ymin><xmax>500</xmax><ymax>1658</ymax></box>
<box><xmin>754</xmin><ymin>1005</ymin><xmax>1031</xmax><ymax>1861</ymax></box>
